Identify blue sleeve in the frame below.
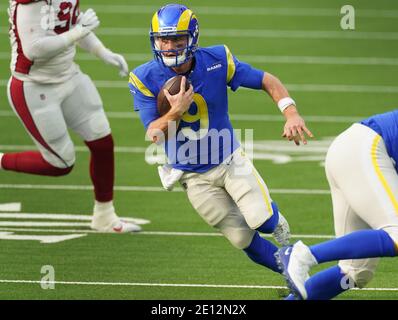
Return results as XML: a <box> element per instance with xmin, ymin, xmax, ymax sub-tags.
<box><xmin>229</xmin><ymin>56</ymin><xmax>264</xmax><ymax>91</ymax></box>
<box><xmin>128</xmin><ymin>82</ymin><xmax>159</xmax><ymax>130</ymax></box>
<box><xmin>221</xmin><ymin>45</ymin><xmax>264</xmax><ymax>91</ymax></box>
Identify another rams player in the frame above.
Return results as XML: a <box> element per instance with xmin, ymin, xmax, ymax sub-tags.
<box><xmin>277</xmin><ymin>109</ymin><xmax>398</xmax><ymax>300</ymax></box>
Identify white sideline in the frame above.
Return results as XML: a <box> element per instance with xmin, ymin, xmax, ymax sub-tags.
<box><xmin>0</xmin><ymin>279</ymin><xmax>396</xmax><ymax>292</ymax></box>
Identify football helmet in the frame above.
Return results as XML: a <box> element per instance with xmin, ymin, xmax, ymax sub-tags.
<box><xmin>150</xmin><ymin>4</ymin><xmax>199</xmax><ymax>67</ymax></box>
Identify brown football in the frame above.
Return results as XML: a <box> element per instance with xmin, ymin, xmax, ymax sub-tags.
<box><xmin>157</xmin><ymin>75</ymin><xmax>190</xmax><ymax>116</ymax></box>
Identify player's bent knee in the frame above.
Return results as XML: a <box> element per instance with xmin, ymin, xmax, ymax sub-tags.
<box><xmin>215</xmin><ymin>220</ymin><xmax>254</xmax><ymax>249</ymax></box>
<box><xmin>58</xmin><ymin>140</ymin><xmax>76</xmax><ymax>167</ymax></box>
<box><xmin>230</xmin><ymin>233</ymin><xmax>253</xmax><ymax>250</ymax></box>
<box><xmin>42</xmin><ymin>140</ymin><xmax>75</xmax><ymax>170</ymax></box>
<box><xmin>222</xmin><ymin>229</ymin><xmax>255</xmax><ymax>250</ymax></box>
<box><xmin>51</xmin><ymin>165</ymin><xmax>74</xmax><ymax>176</ymax></box>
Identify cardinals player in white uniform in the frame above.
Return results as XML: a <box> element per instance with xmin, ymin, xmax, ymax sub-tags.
<box><xmin>2</xmin><ymin>0</ymin><xmax>140</xmax><ymax>233</ymax></box>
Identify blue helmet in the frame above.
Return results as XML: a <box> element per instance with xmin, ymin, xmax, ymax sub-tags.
<box><xmin>150</xmin><ymin>4</ymin><xmax>199</xmax><ymax>67</ymax></box>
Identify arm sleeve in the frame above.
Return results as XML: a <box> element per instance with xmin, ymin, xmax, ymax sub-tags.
<box><xmin>16</xmin><ymin>2</ymin><xmax>85</xmax><ymax>60</ymax></box>
<box><xmin>224</xmin><ymin>46</ymin><xmax>264</xmax><ymax>91</ymax></box>
<box><xmin>77</xmin><ymin>32</ymin><xmax>105</xmax><ymax>55</ymax></box>
<box><xmin>129</xmin><ymin>82</ymin><xmax>159</xmax><ymax>130</ymax></box>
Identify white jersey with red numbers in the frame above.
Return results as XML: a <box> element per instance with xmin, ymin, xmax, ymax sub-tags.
<box><xmin>8</xmin><ymin>0</ymin><xmax>81</xmax><ymax>83</ymax></box>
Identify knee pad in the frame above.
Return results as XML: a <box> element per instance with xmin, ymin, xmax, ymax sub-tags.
<box><xmin>228</xmin><ymin>230</ymin><xmax>255</xmax><ymax>250</ymax></box>
<box><xmin>216</xmin><ymin>224</ymin><xmax>255</xmax><ymax>250</ymax></box>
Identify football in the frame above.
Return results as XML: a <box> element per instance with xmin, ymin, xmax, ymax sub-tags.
<box><xmin>157</xmin><ymin>75</ymin><xmax>190</xmax><ymax>116</ymax></box>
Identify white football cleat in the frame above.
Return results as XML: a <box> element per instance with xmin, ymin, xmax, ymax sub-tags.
<box><xmin>272</xmin><ymin>213</ymin><xmax>291</xmax><ymax>246</ymax></box>
<box><xmin>274</xmin><ymin>240</ymin><xmax>317</xmax><ymax>300</ymax></box>
<box><xmin>91</xmin><ymin>201</ymin><xmax>141</xmax><ymax>233</ymax></box>
<box><xmin>91</xmin><ymin>216</ymin><xmax>141</xmax><ymax>233</ymax></box>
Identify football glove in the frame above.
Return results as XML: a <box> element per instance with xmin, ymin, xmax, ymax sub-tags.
<box><xmin>67</xmin><ymin>9</ymin><xmax>100</xmax><ymax>43</ymax></box>
<box><xmin>158</xmin><ymin>165</ymin><xmax>184</xmax><ymax>191</ymax></box>
<box><xmin>77</xmin><ymin>9</ymin><xmax>100</xmax><ymax>35</ymax></box>
<box><xmin>96</xmin><ymin>48</ymin><xmax>129</xmax><ymax>77</ymax></box>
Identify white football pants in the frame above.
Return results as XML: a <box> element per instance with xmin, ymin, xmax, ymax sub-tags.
<box><xmin>7</xmin><ymin>72</ymin><xmax>111</xmax><ymax>168</ymax></box>
<box><xmin>180</xmin><ymin>148</ymin><xmax>276</xmax><ymax>250</ymax></box>
<box><xmin>325</xmin><ymin>123</ymin><xmax>398</xmax><ymax>287</ymax></box>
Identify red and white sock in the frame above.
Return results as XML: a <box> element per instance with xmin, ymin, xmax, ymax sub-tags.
<box><xmin>0</xmin><ymin>153</ymin><xmax>3</xmax><ymax>170</ymax></box>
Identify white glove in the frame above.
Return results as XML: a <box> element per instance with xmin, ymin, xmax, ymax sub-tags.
<box><xmin>77</xmin><ymin>8</ymin><xmax>100</xmax><ymax>34</ymax></box>
<box><xmin>96</xmin><ymin>48</ymin><xmax>129</xmax><ymax>77</ymax></box>
<box><xmin>66</xmin><ymin>9</ymin><xmax>100</xmax><ymax>43</ymax></box>
<box><xmin>158</xmin><ymin>165</ymin><xmax>184</xmax><ymax>191</ymax></box>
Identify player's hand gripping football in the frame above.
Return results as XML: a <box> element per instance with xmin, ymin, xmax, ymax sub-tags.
<box><xmin>282</xmin><ymin>106</ymin><xmax>314</xmax><ymax>145</ymax></box>
<box><xmin>163</xmin><ymin>76</ymin><xmax>194</xmax><ymax>117</ymax></box>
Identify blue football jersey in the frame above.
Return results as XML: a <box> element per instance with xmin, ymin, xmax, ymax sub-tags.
<box><xmin>361</xmin><ymin>109</ymin><xmax>398</xmax><ymax>169</ymax></box>
<box><xmin>129</xmin><ymin>45</ymin><xmax>264</xmax><ymax>173</ymax></box>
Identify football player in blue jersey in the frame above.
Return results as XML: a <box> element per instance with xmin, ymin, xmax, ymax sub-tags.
<box><xmin>129</xmin><ymin>4</ymin><xmax>313</xmax><ymax>274</ymax></box>
<box><xmin>276</xmin><ymin>109</ymin><xmax>398</xmax><ymax>300</ymax></box>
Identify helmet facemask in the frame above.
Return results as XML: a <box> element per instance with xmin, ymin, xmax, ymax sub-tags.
<box><xmin>149</xmin><ymin>5</ymin><xmax>199</xmax><ymax>68</ymax></box>
<box><xmin>151</xmin><ymin>31</ymin><xmax>197</xmax><ymax>67</ymax></box>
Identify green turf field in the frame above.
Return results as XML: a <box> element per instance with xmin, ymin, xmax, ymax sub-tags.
<box><xmin>0</xmin><ymin>0</ymin><xmax>398</xmax><ymax>300</ymax></box>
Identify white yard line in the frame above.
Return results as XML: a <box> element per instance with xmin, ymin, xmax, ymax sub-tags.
<box><xmin>0</xmin><ymin>212</ymin><xmax>148</xmax><ymax>223</ymax></box>
<box><xmin>1</xmin><ymin>52</ymin><xmax>398</xmax><ymax>66</ymax></box>
<box><xmin>83</xmin><ymin>5</ymin><xmax>398</xmax><ymax>18</ymax></box>
<box><xmin>0</xmin><ymin>144</ymin><xmax>147</xmax><ymax>153</ymax></box>
<box><xmin>0</xmin><ymin>221</ymin><xmax>92</xmax><ymax>227</ymax></box>
<box><xmin>1</xmin><ymin>28</ymin><xmax>398</xmax><ymax>40</ymax></box>
<box><xmin>0</xmin><ymin>278</ymin><xmax>396</xmax><ymax>292</ymax></box>
<box><xmin>1</xmin><ymin>5</ymin><xmax>398</xmax><ymax>18</ymax></box>
<box><xmin>0</xmin><ymin>79</ymin><xmax>397</xmax><ymax>93</ymax></box>
<box><xmin>0</xmin><ymin>142</ymin><xmax>332</xmax><ymax>154</ymax></box>
<box><xmin>0</xmin><ymin>183</ymin><xmax>330</xmax><ymax>194</ymax></box>
<box><xmin>93</xmin><ymin>28</ymin><xmax>398</xmax><ymax>41</ymax></box>
<box><xmin>0</xmin><ymin>227</ymin><xmax>335</xmax><ymax>239</ymax></box>
<box><xmin>0</xmin><ymin>203</ymin><xmax>21</xmax><ymax>212</ymax></box>
<box><xmin>0</xmin><ymin>111</ymin><xmax>364</xmax><ymax>123</ymax></box>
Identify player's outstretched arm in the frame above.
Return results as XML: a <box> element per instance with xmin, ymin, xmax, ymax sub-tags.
<box><xmin>17</xmin><ymin>4</ymin><xmax>99</xmax><ymax>60</ymax></box>
<box><xmin>262</xmin><ymin>73</ymin><xmax>314</xmax><ymax>145</ymax></box>
<box><xmin>77</xmin><ymin>33</ymin><xmax>129</xmax><ymax>77</ymax></box>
